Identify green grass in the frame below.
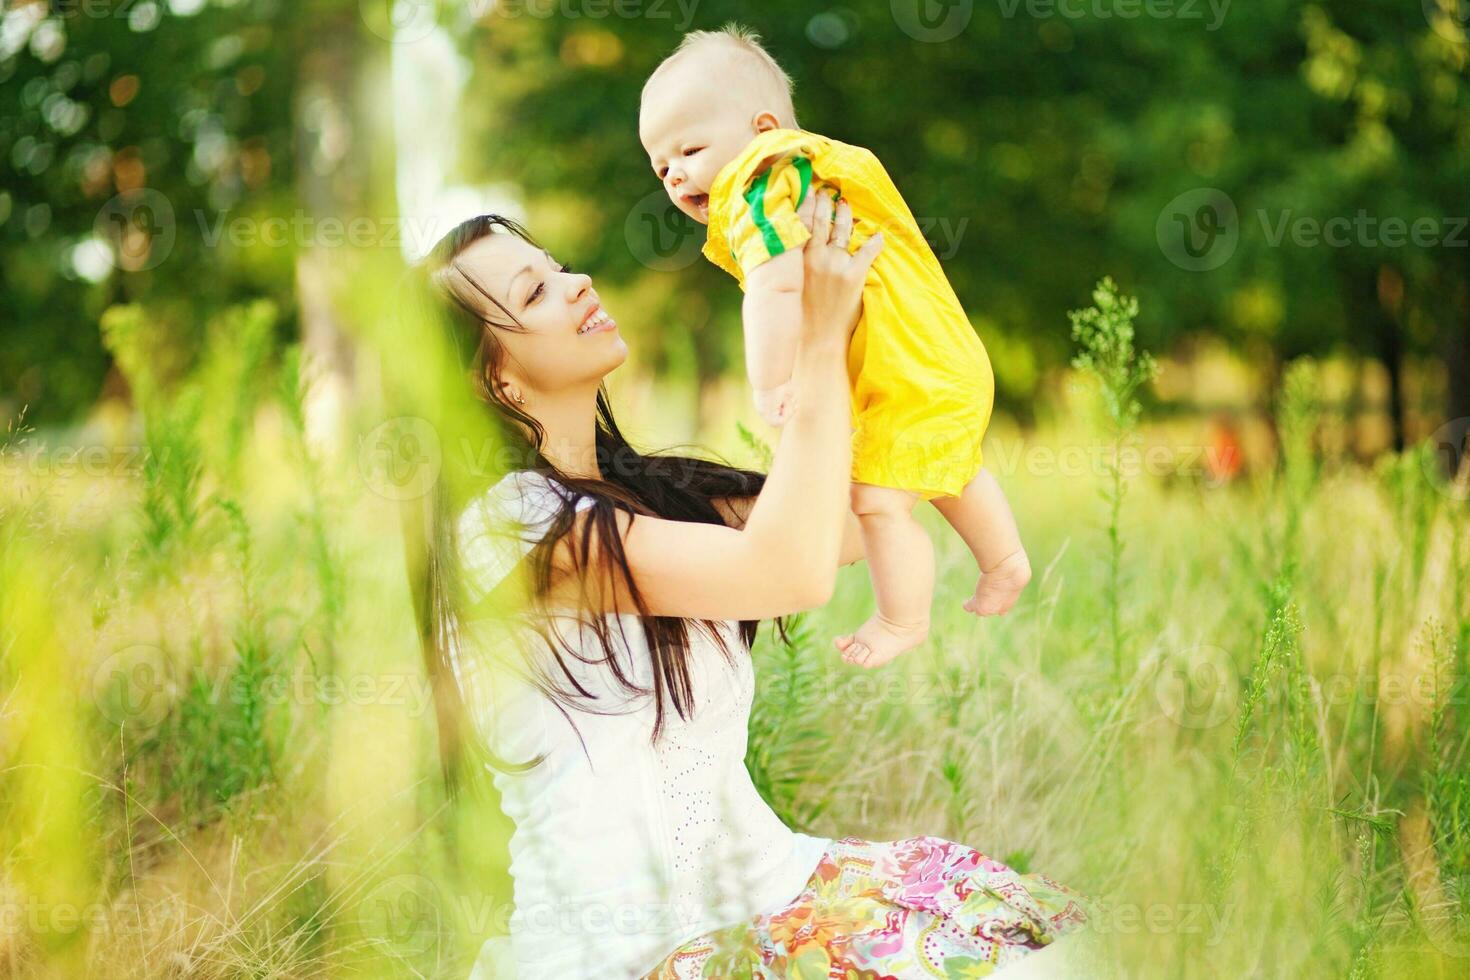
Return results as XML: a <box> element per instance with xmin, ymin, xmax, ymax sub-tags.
<box><xmin>2</xmin><ymin>298</ymin><xmax>1468</xmax><ymax>977</ymax></box>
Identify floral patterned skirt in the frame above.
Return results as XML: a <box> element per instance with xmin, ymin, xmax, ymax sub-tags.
<box><xmin>644</xmin><ymin>835</ymin><xmax>1090</xmax><ymax>979</ymax></box>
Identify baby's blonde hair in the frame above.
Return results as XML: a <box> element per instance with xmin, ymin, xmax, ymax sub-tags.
<box><xmin>643</xmin><ymin>23</ymin><xmax>799</xmax><ymax>127</ymax></box>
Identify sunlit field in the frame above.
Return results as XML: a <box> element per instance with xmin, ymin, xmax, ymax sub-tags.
<box><xmin>3</xmin><ymin>285</ymin><xmax>1467</xmax><ymax>979</ymax></box>
<box><xmin>4</xmin><ymin>0</ymin><xmax>1467</xmax><ymax>975</ymax></box>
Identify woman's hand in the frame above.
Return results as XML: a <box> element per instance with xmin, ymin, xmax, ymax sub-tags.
<box><xmin>560</xmin><ymin>191</ymin><xmax>878</xmax><ymax>622</ymax></box>
<box><xmin>797</xmin><ymin>188</ymin><xmax>883</xmax><ymax>348</ymax></box>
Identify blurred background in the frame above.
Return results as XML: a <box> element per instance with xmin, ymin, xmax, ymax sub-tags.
<box><xmin>2</xmin><ymin>0</ymin><xmax>1469</xmax><ymax>977</ymax></box>
<box><xmin>4</xmin><ymin>0</ymin><xmax>1467</xmax><ymax>457</ymax></box>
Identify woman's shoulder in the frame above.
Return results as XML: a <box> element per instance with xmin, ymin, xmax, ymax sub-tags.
<box><xmin>457</xmin><ymin>470</ymin><xmax>596</xmax><ymax>600</ymax></box>
<box><xmin>459</xmin><ymin>470</ymin><xmax>591</xmax><ymax>530</ymax></box>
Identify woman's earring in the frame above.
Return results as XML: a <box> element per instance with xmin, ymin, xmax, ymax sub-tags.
<box><xmin>512</xmin><ymin>389</ymin><xmax>525</xmax><ymax>405</ymax></box>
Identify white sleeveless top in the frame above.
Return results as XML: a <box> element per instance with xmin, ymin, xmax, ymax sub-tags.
<box><xmin>453</xmin><ymin>471</ymin><xmax>829</xmax><ymax>980</ymax></box>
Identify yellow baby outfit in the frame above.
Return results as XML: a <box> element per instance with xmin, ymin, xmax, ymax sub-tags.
<box><xmin>702</xmin><ymin>128</ymin><xmax>994</xmax><ymax>499</ymax></box>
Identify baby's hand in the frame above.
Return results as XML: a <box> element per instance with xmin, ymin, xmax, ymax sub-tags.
<box><xmin>754</xmin><ymin>381</ymin><xmax>798</xmax><ymax>427</ymax></box>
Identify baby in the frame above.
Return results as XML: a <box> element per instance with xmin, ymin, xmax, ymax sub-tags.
<box><xmin>639</xmin><ymin>26</ymin><xmax>1031</xmax><ymax>668</ymax></box>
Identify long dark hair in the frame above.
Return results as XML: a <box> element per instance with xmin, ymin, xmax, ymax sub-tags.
<box><xmin>405</xmin><ymin>214</ymin><xmax>784</xmax><ymax>791</ymax></box>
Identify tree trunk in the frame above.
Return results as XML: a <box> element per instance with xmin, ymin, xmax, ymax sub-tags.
<box><xmin>292</xmin><ymin>11</ymin><xmax>394</xmax><ymax>452</ymax></box>
<box><xmin>1436</xmin><ymin>260</ymin><xmax>1470</xmax><ymax>488</ymax></box>
<box><xmin>1445</xmin><ymin>262</ymin><xmax>1470</xmax><ymax>431</ymax></box>
<box><xmin>1345</xmin><ymin>264</ymin><xmax>1407</xmax><ymax>452</ymax></box>
<box><xmin>1379</xmin><ymin>265</ymin><xmax>1408</xmax><ymax>451</ymax></box>
<box><xmin>1379</xmin><ymin>320</ymin><xmax>1406</xmax><ymax>453</ymax></box>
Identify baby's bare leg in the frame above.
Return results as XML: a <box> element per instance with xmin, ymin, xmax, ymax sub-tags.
<box><xmin>931</xmin><ymin>467</ymin><xmax>1032</xmax><ymax>616</ymax></box>
<box><xmin>834</xmin><ymin>483</ymin><xmax>933</xmax><ymax>669</ymax></box>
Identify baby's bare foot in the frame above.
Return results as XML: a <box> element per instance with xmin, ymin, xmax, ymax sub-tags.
<box><xmin>833</xmin><ymin>614</ymin><xmax>929</xmax><ymax>670</ymax></box>
<box><xmin>964</xmin><ymin>548</ymin><xmax>1032</xmax><ymax>617</ymax></box>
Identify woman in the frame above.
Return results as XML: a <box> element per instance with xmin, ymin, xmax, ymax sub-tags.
<box><xmin>412</xmin><ymin>189</ymin><xmax>1089</xmax><ymax>979</ymax></box>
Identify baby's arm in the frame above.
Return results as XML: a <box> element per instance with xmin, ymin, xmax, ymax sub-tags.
<box><xmin>725</xmin><ymin>152</ymin><xmax>819</xmax><ymax>427</ymax></box>
<box><xmin>742</xmin><ymin>248</ymin><xmax>805</xmax><ymax>426</ymax></box>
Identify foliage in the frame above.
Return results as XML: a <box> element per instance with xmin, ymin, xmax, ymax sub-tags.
<box><xmin>1</xmin><ymin>340</ymin><xmax>1469</xmax><ymax>974</ymax></box>
<box><xmin>1069</xmin><ymin>277</ymin><xmax>1157</xmax><ymax>434</ymax></box>
<box><xmin>2</xmin><ymin>2</ymin><xmax>1470</xmax><ymax>977</ymax></box>
<box><xmin>1069</xmin><ymin>277</ymin><xmax>1158</xmax><ymax>682</ymax></box>
<box><xmin>4</xmin><ymin>1</ymin><xmax>1467</xmax><ymax>429</ymax></box>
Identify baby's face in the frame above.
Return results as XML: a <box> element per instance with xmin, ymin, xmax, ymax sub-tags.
<box><xmin>640</xmin><ymin>68</ymin><xmax>762</xmax><ymax>225</ymax></box>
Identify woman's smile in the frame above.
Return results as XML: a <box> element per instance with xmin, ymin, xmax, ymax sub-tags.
<box><xmin>577</xmin><ymin>304</ymin><xmax>618</xmax><ymax>336</ymax></box>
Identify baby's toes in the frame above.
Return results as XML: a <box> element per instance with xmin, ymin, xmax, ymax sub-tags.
<box><xmin>973</xmin><ymin>578</ymin><xmax>1021</xmax><ymax>616</ymax></box>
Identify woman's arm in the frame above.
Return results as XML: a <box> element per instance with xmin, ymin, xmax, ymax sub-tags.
<box><xmin>712</xmin><ymin>496</ymin><xmax>866</xmax><ymax>568</ymax></box>
<box><xmin>553</xmin><ymin>190</ymin><xmax>881</xmax><ymax>621</ymax></box>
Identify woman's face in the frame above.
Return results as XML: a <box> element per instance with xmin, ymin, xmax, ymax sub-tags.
<box><xmin>456</xmin><ymin>232</ymin><xmax>628</xmax><ymax>398</ymax></box>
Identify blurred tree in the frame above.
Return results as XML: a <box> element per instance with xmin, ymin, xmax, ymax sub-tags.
<box><xmin>2</xmin><ymin>0</ymin><xmax>1466</xmax><ymax>444</ymax></box>
<box><xmin>0</xmin><ymin>0</ymin><xmax>392</xmax><ymax>438</ymax></box>
<box><xmin>290</xmin><ymin>2</ymin><xmax>397</xmax><ymax>447</ymax></box>
<box><xmin>1322</xmin><ymin>2</ymin><xmax>1470</xmax><ymax>442</ymax></box>
<box><xmin>0</xmin><ymin>0</ymin><xmax>299</xmax><ymax>423</ymax></box>
<box><xmin>449</xmin><ymin>0</ymin><xmax>1468</xmax><ymax>438</ymax></box>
